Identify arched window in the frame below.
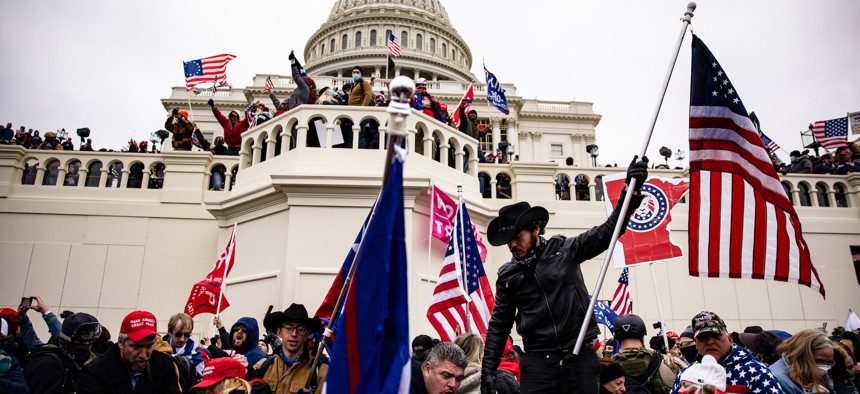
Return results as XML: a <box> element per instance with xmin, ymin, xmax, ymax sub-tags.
<box><xmin>355</xmin><ymin>31</ymin><xmax>362</xmax><ymax>48</ymax></box>
<box><xmin>781</xmin><ymin>181</ymin><xmax>794</xmax><ymax>205</ymax></box>
<box><xmin>441</xmin><ymin>43</ymin><xmax>447</xmax><ymax>58</ymax></box>
<box><xmin>127</xmin><ymin>163</ymin><xmax>145</xmax><ymax>189</ymax></box>
<box><xmin>429</xmin><ymin>38</ymin><xmax>436</xmax><ymax>53</ymax></box>
<box><xmin>797</xmin><ymin>183</ymin><xmax>811</xmax><ymax>207</ymax></box>
<box><xmin>496</xmin><ymin>172</ymin><xmax>512</xmax><ymax>199</ymax></box>
<box><xmin>42</xmin><ymin>160</ymin><xmax>60</xmax><ymax>186</ymax></box>
<box><xmin>416</xmin><ymin>34</ymin><xmax>423</xmax><ymax>50</ymax></box>
<box><xmin>370</xmin><ymin>30</ymin><xmax>377</xmax><ymax>46</ymax></box>
<box><xmin>574</xmin><ymin>174</ymin><xmax>590</xmax><ymax>201</ymax></box>
<box><xmin>63</xmin><ymin>160</ymin><xmax>81</xmax><ymax>186</ymax></box>
<box><xmin>148</xmin><ymin>163</ymin><xmax>165</xmax><ymax>189</ymax></box>
<box><xmin>401</xmin><ymin>31</ymin><xmax>408</xmax><ymax>48</ymax></box>
<box><xmin>834</xmin><ymin>183</ymin><xmax>848</xmax><ymax>207</ymax></box>
<box><xmin>815</xmin><ymin>182</ymin><xmax>830</xmax><ymax>207</ymax></box>
<box><xmin>85</xmin><ymin>161</ymin><xmax>102</xmax><ymax>187</ymax></box>
<box><xmin>21</xmin><ymin>159</ymin><xmax>38</xmax><ymax>185</ymax></box>
<box><xmin>452</xmin><ymin>48</ymin><xmax>457</xmax><ymax>62</ymax></box>
<box><xmin>210</xmin><ymin>164</ymin><xmax>227</xmax><ymax>191</ymax></box>
<box><xmin>321</xmin><ymin>43</ymin><xmax>325</xmax><ymax>54</ymax></box>
<box><xmin>386</xmin><ymin>29</ymin><xmax>392</xmax><ymax>43</ymax></box>
<box><xmin>478</xmin><ymin>172</ymin><xmax>492</xmax><ymax>198</ymax></box>
<box><xmin>330</xmin><ymin>38</ymin><xmax>335</xmax><ymax>53</ymax></box>
<box><xmin>342</xmin><ymin>34</ymin><xmax>348</xmax><ymax>49</ymax></box>
<box><xmin>594</xmin><ymin>176</ymin><xmax>605</xmax><ymax>201</ymax></box>
<box><xmin>555</xmin><ymin>174</ymin><xmax>571</xmax><ymax>200</ymax></box>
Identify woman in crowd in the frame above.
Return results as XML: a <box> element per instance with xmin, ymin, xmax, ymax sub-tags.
<box><xmin>190</xmin><ymin>357</ymin><xmax>250</xmax><ymax>394</ymax></box>
<box><xmin>831</xmin><ymin>343</ymin><xmax>859</xmax><ymax>394</ymax></box>
<box><xmin>454</xmin><ymin>333</ymin><xmax>483</xmax><ymax>394</ymax></box>
<box><xmin>770</xmin><ymin>329</ymin><xmax>835</xmax><ymax>393</ymax></box>
<box><xmin>676</xmin><ymin>354</ymin><xmax>726</xmax><ymax>394</ymax></box>
<box><xmin>599</xmin><ymin>358</ymin><xmax>627</xmax><ymax>394</ymax></box>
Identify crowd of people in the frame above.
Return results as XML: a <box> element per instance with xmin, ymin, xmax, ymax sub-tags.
<box><xmin>0</xmin><ymin>124</ymin><xmax>94</xmax><ymax>152</ymax></box>
<box><xmin>776</xmin><ymin>144</ymin><xmax>860</xmax><ymax>176</ymax></box>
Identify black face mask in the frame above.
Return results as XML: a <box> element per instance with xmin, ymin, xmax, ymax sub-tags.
<box><xmin>59</xmin><ymin>339</ymin><xmax>92</xmax><ymax>368</ymax></box>
<box><xmin>680</xmin><ymin>344</ymin><xmax>699</xmax><ymax>363</ymax></box>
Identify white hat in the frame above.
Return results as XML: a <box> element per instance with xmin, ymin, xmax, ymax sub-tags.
<box><xmin>416</xmin><ymin>77</ymin><xmax>427</xmax><ymax>85</ymax></box>
<box><xmin>679</xmin><ymin>355</ymin><xmax>726</xmax><ymax>390</ymax></box>
<box><xmin>0</xmin><ymin>318</ymin><xmax>7</xmax><ymax>336</ymax></box>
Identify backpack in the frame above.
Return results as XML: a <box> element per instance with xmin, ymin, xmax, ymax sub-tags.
<box><xmin>172</xmin><ymin>354</ymin><xmax>199</xmax><ymax>393</ymax></box>
<box><xmin>616</xmin><ymin>350</ymin><xmax>664</xmax><ymax>394</ymax></box>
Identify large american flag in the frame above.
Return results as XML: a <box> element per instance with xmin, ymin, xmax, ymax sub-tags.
<box><xmin>609</xmin><ymin>268</ymin><xmax>633</xmax><ymax>316</ymax></box>
<box><xmin>427</xmin><ymin>203</ymin><xmax>494</xmax><ymax>342</ymax></box>
<box><xmin>759</xmin><ymin>132</ymin><xmax>780</xmax><ymax>155</ymax></box>
<box><xmin>812</xmin><ymin>117</ymin><xmax>849</xmax><ymax>151</ymax></box>
<box><xmin>183</xmin><ymin>54</ymin><xmax>236</xmax><ymax>90</ymax></box>
<box><xmin>388</xmin><ymin>32</ymin><xmax>401</xmax><ymax>58</ymax></box>
<box><xmin>688</xmin><ymin>35</ymin><xmax>824</xmax><ymax>296</ymax></box>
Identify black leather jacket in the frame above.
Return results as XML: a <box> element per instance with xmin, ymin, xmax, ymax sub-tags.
<box><xmin>482</xmin><ymin>190</ymin><xmax>643</xmax><ymax>374</ymax></box>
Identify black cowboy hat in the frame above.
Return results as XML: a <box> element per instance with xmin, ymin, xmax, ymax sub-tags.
<box><xmin>263</xmin><ymin>303</ymin><xmax>321</xmax><ymax>334</ymax></box>
<box><xmin>487</xmin><ymin>202</ymin><xmax>549</xmax><ymax>246</ymax></box>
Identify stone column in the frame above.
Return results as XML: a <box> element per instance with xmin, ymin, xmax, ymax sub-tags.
<box><xmin>280</xmin><ymin>131</ymin><xmax>291</xmax><ymax>153</ymax></box>
<box><xmin>440</xmin><ymin>143</ymin><xmax>449</xmax><ymax>166</ymax></box>
<box><xmin>56</xmin><ymin>168</ymin><xmax>67</xmax><ymax>187</ymax></box>
<box><xmin>266</xmin><ymin>138</ymin><xmax>277</xmax><ymax>160</ymax></box>
<box><xmin>468</xmin><ymin>156</ymin><xmax>478</xmax><ymax>176</ymax></box>
<box><xmin>34</xmin><ymin>166</ymin><xmax>46</xmax><ymax>186</ymax></box>
<box><xmin>225</xmin><ymin>172</ymin><xmax>233</xmax><ymax>191</ymax></box>
<box><xmin>159</xmin><ymin>151</ymin><xmax>211</xmax><ymax>203</ymax></box>
<box><xmin>378</xmin><ymin>127</ymin><xmax>387</xmax><ymax>151</ymax></box>
<box><xmin>507</xmin><ymin>119</ymin><xmax>519</xmax><ymax>158</ymax></box>
<box><xmin>142</xmin><ymin>171</ymin><xmax>151</xmax><ymax>189</ymax></box>
<box><xmin>77</xmin><ymin>169</ymin><xmax>88</xmax><ymax>188</ymax></box>
<box><xmin>490</xmin><ymin>178</ymin><xmax>498</xmax><ymax>200</ymax></box>
<box><xmin>252</xmin><ymin>145</ymin><xmax>262</xmax><ymax>166</ymax></box>
<box><xmin>119</xmin><ymin>169</ymin><xmax>130</xmax><ymax>189</ymax></box>
<box><xmin>100</xmin><ymin>168</ymin><xmax>110</xmax><ymax>188</ymax></box>
<box><xmin>532</xmin><ymin>131</ymin><xmax>542</xmax><ymax>162</ymax></box>
<box><xmin>491</xmin><ymin>117</ymin><xmax>502</xmax><ymax>156</ymax></box>
<box><xmin>296</xmin><ymin>125</ymin><xmax>309</xmax><ymax>149</ymax></box>
<box><xmin>325</xmin><ymin>125</ymin><xmax>334</xmax><ymax>149</ymax></box>
<box><xmin>423</xmin><ymin>136</ymin><xmax>433</xmax><ymax>159</ymax></box>
<box><xmin>395</xmin><ymin>67</ymin><xmax>401</xmax><ymax>77</ymax></box>
<box><xmin>413</xmin><ymin>70</ymin><xmax>420</xmax><ymax>80</ymax></box>
<box><xmin>352</xmin><ymin>125</ymin><xmax>361</xmax><ymax>149</ymax></box>
<box><xmin>455</xmin><ymin>151</ymin><xmax>464</xmax><ymax>172</ymax></box>
<box><xmin>239</xmin><ymin>150</ymin><xmax>250</xmax><ymax>171</ymax></box>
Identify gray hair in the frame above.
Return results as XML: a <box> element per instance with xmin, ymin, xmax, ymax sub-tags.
<box><xmin>117</xmin><ymin>333</ymin><xmax>130</xmax><ymax>344</ymax></box>
<box><xmin>425</xmin><ymin>342</ymin><xmax>467</xmax><ymax>370</ymax></box>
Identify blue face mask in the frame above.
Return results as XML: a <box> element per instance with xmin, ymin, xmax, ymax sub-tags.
<box><xmin>352</xmin><ymin>73</ymin><xmax>360</xmax><ymax>82</ymax></box>
<box><xmin>328</xmin><ymin>90</ymin><xmax>335</xmax><ymax>96</ymax></box>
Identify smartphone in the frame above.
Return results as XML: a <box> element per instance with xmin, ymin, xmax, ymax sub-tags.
<box><xmin>20</xmin><ymin>297</ymin><xmax>33</xmax><ymax>308</ymax></box>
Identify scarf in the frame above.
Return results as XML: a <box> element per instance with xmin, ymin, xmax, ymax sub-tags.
<box><xmin>171</xmin><ymin>337</ymin><xmax>204</xmax><ymax>376</ymax></box>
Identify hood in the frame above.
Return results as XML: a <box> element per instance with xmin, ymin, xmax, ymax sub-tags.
<box><xmin>231</xmin><ymin>317</ymin><xmax>260</xmax><ymax>354</ymax></box>
<box><xmin>154</xmin><ymin>335</ymin><xmax>173</xmax><ymax>354</ymax></box>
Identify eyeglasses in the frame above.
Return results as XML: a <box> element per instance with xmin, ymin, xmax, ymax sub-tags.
<box><xmin>280</xmin><ymin>324</ymin><xmax>309</xmax><ymax>336</ymax></box>
<box><xmin>231</xmin><ymin>327</ymin><xmax>248</xmax><ymax>334</ymax></box>
<box><xmin>171</xmin><ymin>331</ymin><xmax>192</xmax><ymax>338</ymax></box>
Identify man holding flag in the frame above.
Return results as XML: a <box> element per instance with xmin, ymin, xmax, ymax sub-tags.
<box><xmin>481</xmin><ymin>158</ymin><xmax>648</xmax><ymax>393</ymax></box>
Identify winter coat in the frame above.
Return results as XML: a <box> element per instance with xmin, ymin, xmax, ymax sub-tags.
<box><xmin>785</xmin><ymin>156</ymin><xmax>813</xmax><ymax>174</ymax></box>
<box><xmin>164</xmin><ymin>115</ymin><xmax>194</xmax><ymax>151</ymax></box>
<box><xmin>348</xmin><ymin>79</ymin><xmax>373</xmax><ymax>106</ymax></box>
<box><xmin>670</xmin><ymin>345</ymin><xmax>784</xmax><ymax>394</ymax></box>
<box><xmin>212</xmin><ymin>107</ymin><xmax>249</xmax><ymax>148</ymax></box>
<box><xmin>272</xmin><ymin>63</ymin><xmax>316</xmax><ymax>116</ymax></box>
<box><xmin>76</xmin><ymin>343</ymin><xmax>181</xmax><ymax>394</ymax></box>
<box><xmin>769</xmin><ymin>357</ymin><xmax>821</xmax><ymax>394</ymax></box>
<box><xmin>25</xmin><ymin>344</ymin><xmax>95</xmax><ymax>394</ymax></box>
<box><xmin>458</xmin><ymin>106</ymin><xmax>479</xmax><ymax>140</ymax></box>
<box><xmin>457</xmin><ymin>362</ymin><xmax>481</xmax><ymax>394</ymax></box>
<box><xmin>0</xmin><ymin>349</ymin><xmax>28</xmax><ymax>394</ymax></box>
<box><xmin>482</xmin><ymin>190</ymin><xmax>643</xmax><ymax>376</ymax></box>
<box><xmin>411</xmin><ymin>92</ymin><xmax>445</xmax><ymax>122</ymax></box>
<box><xmin>17</xmin><ymin>312</ymin><xmax>62</xmax><ymax>351</ymax></box>
<box><xmin>231</xmin><ymin>317</ymin><xmax>266</xmax><ymax>367</ymax></box>
<box><xmin>257</xmin><ymin>353</ymin><xmax>327</xmax><ymax>394</ymax></box>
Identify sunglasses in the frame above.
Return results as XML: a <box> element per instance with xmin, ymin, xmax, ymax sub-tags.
<box><xmin>172</xmin><ymin>331</ymin><xmax>192</xmax><ymax>339</ymax></box>
<box><xmin>231</xmin><ymin>327</ymin><xmax>248</xmax><ymax>334</ymax></box>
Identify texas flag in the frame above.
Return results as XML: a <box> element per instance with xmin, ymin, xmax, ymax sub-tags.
<box><xmin>602</xmin><ymin>174</ymin><xmax>689</xmax><ymax>267</ymax></box>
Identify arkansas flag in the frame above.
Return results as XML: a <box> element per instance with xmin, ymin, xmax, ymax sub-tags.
<box><xmin>451</xmin><ymin>84</ymin><xmax>474</xmax><ymax>130</ymax></box>
<box><xmin>430</xmin><ymin>185</ymin><xmax>487</xmax><ymax>262</ymax></box>
<box><xmin>184</xmin><ymin>225</ymin><xmax>237</xmax><ymax>317</ymax></box>
<box><xmin>602</xmin><ymin>174</ymin><xmax>689</xmax><ymax>267</ymax></box>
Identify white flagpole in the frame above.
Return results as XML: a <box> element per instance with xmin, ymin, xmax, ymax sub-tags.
<box><xmin>648</xmin><ymin>263</ymin><xmax>671</xmax><ymax>352</ymax></box>
<box><xmin>214</xmin><ymin>224</ymin><xmax>236</xmax><ymax>327</ymax></box>
<box><xmin>428</xmin><ymin>185</ymin><xmax>434</xmax><ymax>289</ymax></box>
<box><xmin>457</xmin><ymin>183</ymin><xmax>471</xmax><ymax>333</ymax></box>
<box><xmin>574</xmin><ymin>2</ymin><xmax>696</xmax><ymax>355</ymax></box>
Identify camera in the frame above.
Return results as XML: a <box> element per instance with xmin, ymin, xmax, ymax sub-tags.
<box><xmin>262</xmin><ymin>332</ymin><xmax>282</xmax><ymax>349</ymax></box>
<box><xmin>20</xmin><ymin>297</ymin><xmax>34</xmax><ymax>308</ymax></box>
<box><xmin>172</xmin><ymin>108</ymin><xmax>180</xmax><ymax>116</ymax></box>
<box><xmin>652</xmin><ymin>322</ymin><xmax>662</xmax><ymax>329</ymax></box>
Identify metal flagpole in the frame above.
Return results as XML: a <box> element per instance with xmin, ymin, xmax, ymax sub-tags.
<box><xmin>303</xmin><ymin>76</ymin><xmax>416</xmax><ymax>390</ymax></box>
<box><xmin>214</xmin><ymin>224</ymin><xmax>236</xmax><ymax>330</ymax></box>
<box><xmin>648</xmin><ymin>263</ymin><xmax>671</xmax><ymax>353</ymax></box>
<box><xmin>457</xmin><ymin>183</ymin><xmax>471</xmax><ymax>333</ymax></box>
<box><xmin>574</xmin><ymin>2</ymin><xmax>696</xmax><ymax>355</ymax></box>
<box><xmin>428</xmin><ymin>185</ymin><xmax>434</xmax><ymax>289</ymax></box>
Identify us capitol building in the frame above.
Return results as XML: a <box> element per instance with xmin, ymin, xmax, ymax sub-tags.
<box><xmin>2</xmin><ymin>0</ymin><xmax>858</xmax><ymax>342</ymax></box>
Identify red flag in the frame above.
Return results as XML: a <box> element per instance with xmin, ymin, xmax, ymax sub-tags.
<box><xmin>451</xmin><ymin>85</ymin><xmax>474</xmax><ymax>130</ymax></box>
<box><xmin>430</xmin><ymin>185</ymin><xmax>487</xmax><ymax>262</ymax></box>
<box><xmin>603</xmin><ymin>174</ymin><xmax>689</xmax><ymax>267</ymax></box>
<box><xmin>184</xmin><ymin>225</ymin><xmax>237</xmax><ymax>317</ymax></box>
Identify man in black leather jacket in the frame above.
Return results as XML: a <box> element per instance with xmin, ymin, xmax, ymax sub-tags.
<box><xmin>481</xmin><ymin>157</ymin><xmax>648</xmax><ymax>393</ymax></box>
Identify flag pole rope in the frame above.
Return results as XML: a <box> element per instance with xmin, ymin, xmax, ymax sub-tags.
<box><xmin>573</xmin><ymin>2</ymin><xmax>696</xmax><ymax>355</ymax></box>
<box><xmin>302</xmin><ymin>77</ymin><xmax>416</xmax><ymax>390</ymax></box>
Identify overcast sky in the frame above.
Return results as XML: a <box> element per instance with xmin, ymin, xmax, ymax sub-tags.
<box><xmin>2</xmin><ymin>1</ymin><xmax>858</xmax><ymax>166</ymax></box>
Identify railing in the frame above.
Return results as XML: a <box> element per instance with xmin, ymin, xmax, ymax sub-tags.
<box><xmin>237</xmin><ymin>105</ymin><xmax>480</xmax><ymax>176</ymax></box>
<box><xmin>250</xmin><ymin>74</ymin><xmax>517</xmax><ymax>99</ymax></box>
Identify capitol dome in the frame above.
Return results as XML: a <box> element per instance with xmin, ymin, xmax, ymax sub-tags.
<box><xmin>304</xmin><ymin>0</ymin><xmax>476</xmax><ymax>83</ymax></box>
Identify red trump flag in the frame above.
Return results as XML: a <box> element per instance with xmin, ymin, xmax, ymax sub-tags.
<box><xmin>602</xmin><ymin>174</ymin><xmax>689</xmax><ymax>267</ymax></box>
<box><xmin>185</xmin><ymin>225</ymin><xmax>237</xmax><ymax>317</ymax></box>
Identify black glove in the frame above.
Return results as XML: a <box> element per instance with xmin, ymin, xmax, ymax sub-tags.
<box><xmin>625</xmin><ymin>155</ymin><xmax>649</xmax><ymax>192</ymax></box>
<box><xmin>480</xmin><ymin>372</ymin><xmax>496</xmax><ymax>394</ymax></box>
<box><xmin>207</xmin><ymin>98</ymin><xmax>214</xmax><ymax>108</ymax></box>
<box><xmin>289</xmin><ymin>51</ymin><xmax>296</xmax><ymax>64</ymax></box>
<box><xmin>171</xmin><ymin>108</ymin><xmax>179</xmax><ymax>116</ymax></box>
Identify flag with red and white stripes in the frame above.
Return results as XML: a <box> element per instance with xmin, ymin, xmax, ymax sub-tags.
<box><xmin>688</xmin><ymin>35</ymin><xmax>824</xmax><ymax>297</ymax></box>
<box><xmin>609</xmin><ymin>268</ymin><xmax>633</xmax><ymax>315</ymax></box>
<box><xmin>183</xmin><ymin>54</ymin><xmax>236</xmax><ymax>90</ymax></box>
<box><xmin>427</xmin><ymin>203</ymin><xmax>494</xmax><ymax>342</ymax></box>
<box><xmin>263</xmin><ymin>76</ymin><xmax>275</xmax><ymax>94</ymax></box>
<box><xmin>388</xmin><ymin>32</ymin><xmax>401</xmax><ymax>58</ymax></box>
<box><xmin>812</xmin><ymin>117</ymin><xmax>849</xmax><ymax>151</ymax></box>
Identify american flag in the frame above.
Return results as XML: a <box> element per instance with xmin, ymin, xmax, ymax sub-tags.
<box><xmin>609</xmin><ymin>268</ymin><xmax>632</xmax><ymax>315</ymax></box>
<box><xmin>263</xmin><ymin>76</ymin><xmax>275</xmax><ymax>94</ymax></box>
<box><xmin>812</xmin><ymin>117</ymin><xmax>849</xmax><ymax>151</ymax></box>
<box><xmin>759</xmin><ymin>132</ymin><xmax>780</xmax><ymax>155</ymax></box>
<box><xmin>388</xmin><ymin>31</ymin><xmax>401</xmax><ymax>58</ymax></box>
<box><xmin>688</xmin><ymin>35</ymin><xmax>824</xmax><ymax>296</ymax></box>
<box><xmin>427</xmin><ymin>203</ymin><xmax>494</xmax><ymax>342</ymax></box>
<box><xmin>183</xmin><ymin>54</ymin><xmax>236</xmax><ymax>90</ymax></box>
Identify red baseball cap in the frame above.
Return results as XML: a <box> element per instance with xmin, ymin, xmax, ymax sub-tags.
<box><xmin>120</xmin><ymin>311</ymin><xmax>158</xmax><ymax>342</ymax></box>
<box><xmin>192</xmin><ymin>357</ymin><xmax>247</xmax><ymax>390</ymax></box>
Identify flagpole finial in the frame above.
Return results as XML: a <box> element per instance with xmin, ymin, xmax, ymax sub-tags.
<box><xmin>683</xmin><ymin>3</ymin><xmax>696</xmax><ymax>21</ymax></box>
<box><xmin>389</xmin><ymin>76</ymin><xmax>415</xmax><ymax>104</ymax></box>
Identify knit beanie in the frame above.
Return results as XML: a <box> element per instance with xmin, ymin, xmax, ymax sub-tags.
<box><xmin>600</xmin><ymin>361</ymin><xmax>626</xmax><ymax>385</ymax></box>
<box><xmin>679</xmin><ymin>355</ymin><xmax>726</xmax><ymax>390</ymax></box>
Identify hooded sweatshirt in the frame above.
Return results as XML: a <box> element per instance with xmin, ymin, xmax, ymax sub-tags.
<box><xmin>232</xmin><ymin>317</ymin><xmax>266</xmax><ymax>367</ymax></box>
